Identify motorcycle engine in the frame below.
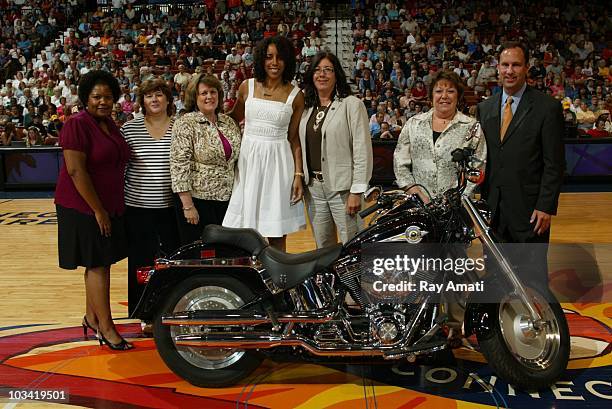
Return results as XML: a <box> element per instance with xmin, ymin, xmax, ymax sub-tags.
<box><xmin>335</xmin><ymin>254</ymin><xmax>440</xmax><ymax>306</ymax></box>
<box><xmin>368</xmin><ymin>304</ymin><xmax>407</xmax><ymax>345</ymax></box>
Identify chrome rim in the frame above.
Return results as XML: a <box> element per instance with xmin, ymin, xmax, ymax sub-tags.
<box><xmin>498</xmin><ymin>289</ymin><xmax>561</xmax><ymax>371</ymax></box>
<box><xmin>171</xmin><ymin>285</ymin><xmax>245</xmax><ymax>370</ymax></box>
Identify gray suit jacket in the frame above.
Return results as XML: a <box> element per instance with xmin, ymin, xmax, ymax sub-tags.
<box><xmin>299</xmin><ymin>95</ymin><xmax>373</xmax><ymax>193</ymax></box>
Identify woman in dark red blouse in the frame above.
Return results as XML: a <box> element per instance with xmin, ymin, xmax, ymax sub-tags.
<box><xmin>54</xmin><ymin>70</ymin><xmax>133</xmax><ymax>350</ymax></box>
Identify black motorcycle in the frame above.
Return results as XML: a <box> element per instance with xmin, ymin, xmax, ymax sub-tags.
<box><xmin>132</xmin><ymin>147</ymin><xmax>569</xmax><ymax>391</ymax></box>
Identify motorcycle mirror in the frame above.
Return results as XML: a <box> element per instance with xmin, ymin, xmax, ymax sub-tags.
<box><xmin>451</xmin><ymin>148</ymin><xmax>465</xmax><ymax>162</ymax></box>
<box><xmin>364</xmin><ymin>186</ymin><xmax>381</xmax><ymax>202</ymax></box>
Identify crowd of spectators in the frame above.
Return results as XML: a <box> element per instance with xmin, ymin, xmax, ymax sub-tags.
<box><xmin>1</xmin><ymin>0</ymin><xmax>611</xmax><ymax>147</ymax></box>
<box><xmin>349</xmin><ymin>0</ymin><xmax>611</xmax><ymax>139</ymax></box>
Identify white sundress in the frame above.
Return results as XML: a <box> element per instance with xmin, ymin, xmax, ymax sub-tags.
<box><xmin>223</xmin><ymin>78</ymin><xmax>306</xmax><ymax>237</ymax></box>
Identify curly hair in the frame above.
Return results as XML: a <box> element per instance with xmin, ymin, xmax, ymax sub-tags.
<box><xmin>303</xmin><ymin>52</ymin><xmax>352</xmax><ymax>108</ymax></box>
<box><xmin>138</xmin><ymin>78</ymin><xmax>175</xmax><ymax>117</ymax></box>
<box><xmin>184</xmin><ymin>74</ymin><xmax>224</xmax><ymax>115</ymax></box>
<box><xmin>77</xmin><ymin>70</ymin><xmax>121</xmax><ymax>106</ymax></box>
<box><xmin>253</xmin><ymin>36</ymin><xmax>296</xmax><ymax>84</ymax></box>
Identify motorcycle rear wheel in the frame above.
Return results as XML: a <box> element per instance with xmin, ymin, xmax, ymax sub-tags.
<box><xmin>154</xmin><ymin>274</ymin><xmax>263</xmax><ymax>387</ymax></box>
<box><xmin>477</xmin><ymin>286</ymin><xmax>570</xmax><ymax>391</ymax></box>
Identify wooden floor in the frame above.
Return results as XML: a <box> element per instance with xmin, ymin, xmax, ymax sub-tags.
<box><xmin>0</xmin><ymin>192</ymin><xmax>610</xmax><ymax>328</ymax></box>
<box><xmin>0</xmin><ymin>193</ymin><xmax>610</xmax><ymax>408</ymax></box>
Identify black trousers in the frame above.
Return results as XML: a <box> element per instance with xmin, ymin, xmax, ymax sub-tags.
<box><xmin>491</xmin><ymin>200</ymin><xmax>551</xmax><ymax>291</ymax></box>
<box><xmin>174</xmin><ymin>195</ymin><xmax>229</xmax><ymax>245</ymax></box>
<box><xmin>125</xmin><ymin>205</ymin><xmax>180</xmax><ymax>316</ymax></box>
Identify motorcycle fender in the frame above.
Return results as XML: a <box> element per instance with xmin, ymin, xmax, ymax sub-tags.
<box><xmin>463</xmin><ymin>301</ymin><xmax>497</xmax><ymax>340</ymax></box>
<box><xmin>130</xmin><ymin>265</ymin><xmax>266</xmax><ymax>321</ymax></box>
<box><xmin>131</xmin><ymin>241</ymin><xmax>266</xmax><ymax>320</ymax></box>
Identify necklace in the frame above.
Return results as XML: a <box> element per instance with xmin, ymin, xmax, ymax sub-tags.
<box><xmin>433</xmin><ymin>113</ymin><xmax>454</xmax><ymax>125</ymax></box>
<box><xmin>313</xmin><ymin>103</ymin><xmax>330</xmax><ymax>132</ymax></box>
<box><xmin>262</xmin><ymin>82</ymin><xmax>279</xmax><ymax>97</ymax></box>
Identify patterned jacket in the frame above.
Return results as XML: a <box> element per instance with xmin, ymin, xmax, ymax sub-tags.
<box><xmin>170</xmin><ymin>111</ymin><xmax>241</xmax><ymax>201</ymax></box>
<box><xmin>393</xmin><ymin>109</ymin><xmax>486</xmax><ymax>198</ymax></box>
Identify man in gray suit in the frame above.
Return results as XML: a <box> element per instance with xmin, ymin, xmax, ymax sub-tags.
<box><xmin>476</xmin><ymin>42</ymin><xmax>565</xmax><ymax>288</ymax></box>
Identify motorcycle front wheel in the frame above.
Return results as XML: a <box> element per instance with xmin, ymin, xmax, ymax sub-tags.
<box><xmin>477</xmin><ymin>286</ymin><xmax>570</xmax><ymax>391</ymax></box>
<box><xmin>153</xmin><ymin>274</ymin><xmax>263</xmax><ymax>387</ymax></box>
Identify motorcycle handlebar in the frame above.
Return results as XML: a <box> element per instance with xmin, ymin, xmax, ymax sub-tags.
<box><xmin>359</xmin><ymin>202</ymin><xmax>382</xmax><ymax>218</ymax></box>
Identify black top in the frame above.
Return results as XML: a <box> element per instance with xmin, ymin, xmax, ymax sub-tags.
<box><xmin>305</xmin><ymin>105</ymin><xmax>331</xmax><ymax>172</ymax></box>
<box><xmin>433</xmin><ymin>130</ymin><xmax>442</xmax><ymax>144</ymax></box>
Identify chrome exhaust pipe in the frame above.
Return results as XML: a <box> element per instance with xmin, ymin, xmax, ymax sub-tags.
<box><xmin>162</xmin><ymin>309</ymin><xmax>334</xmax><ymax>326</ymax></box>
<box><xmin>174</xmin><ymin>332</ymin><xmax>388</xmax><ymax>357</ymax></box>
<box><xmin>172</xmin><ymin>331</ymin><xmax>447</xmax><ymax>358</ymax></box>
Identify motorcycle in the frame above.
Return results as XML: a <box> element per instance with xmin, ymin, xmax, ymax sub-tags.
<box><xmin>132</xmin><ymin>146</ymin><xmax>569</xmax><ymax>391</ymax></box>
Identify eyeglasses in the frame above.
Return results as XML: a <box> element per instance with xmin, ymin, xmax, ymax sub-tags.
<box><xmin>314</xmin><ymin>67</ymin><xmax>334</xmax><ymax>75</ymax></box>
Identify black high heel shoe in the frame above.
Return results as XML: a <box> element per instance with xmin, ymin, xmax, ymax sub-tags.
<box><xmin>97</xmin><ymin>330</ymin><xmax>134</xmax><ymax>351</ymax></box>
<box><xmin>82</xmin><ymin>316</ymin><xmax>97</xmax><ymax>339</ymax></box>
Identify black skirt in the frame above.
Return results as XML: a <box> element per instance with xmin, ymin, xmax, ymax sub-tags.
<box><xmin>56</xmin><ymin>205</ymin><xmax>128</xmax><ymax>270</ymax></box>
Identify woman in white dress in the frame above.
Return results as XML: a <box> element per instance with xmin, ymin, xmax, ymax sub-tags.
<box><xmin>223</xmin><ymin>36</ymin><xmax>306</xmax><ymax>251</ymax></box>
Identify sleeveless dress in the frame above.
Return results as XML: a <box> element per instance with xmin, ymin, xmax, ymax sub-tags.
<box><xmin>223</xmin><ymin>78</ymin><xmax>306</xmax><ymax>237</ymax></box>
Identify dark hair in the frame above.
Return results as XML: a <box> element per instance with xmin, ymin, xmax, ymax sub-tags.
<box><xmin>77</xmin><ymin>70</ymin><xmax>121</xmax><ymax>106</ymax></box>
<box><xmin>184</xmin><ymin>74</ymin><xmax>224</xmax><ymax>115</ymax></box>
<box><xmin>253</xmin><ymin>36</ymin><xmax>296</xmax><ymax>84</ymax></box>
<box><xmin>303</xmin><ymin>52</ymin><xmax>352</xmax><ymax>108</ymax></box>
<box><xmin>499</xmin><ymin>41</ymin><xmax>529</xmax><ymax>64</ymax></box>
<box><xmin>596</xmin><ymin>114</ymin><xmax>608</xmax><ymax>126</ymax></box>
<box><xmin>138</xmin><ymin>78</ymin><xmax>175</xmax><ymax>116</ymax></box>
<box><xmin>428</xmin><ymin>70</ymin><xmax>465</xmax><ymax>107</ymax></box>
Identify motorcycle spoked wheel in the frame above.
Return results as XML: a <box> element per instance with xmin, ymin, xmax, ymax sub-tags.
<box><xmin>477</xmin><ymin>286</ymin><xmax>570</xmax><ymax>391</ymax></box>
<box><xmin>153</xmin><ymin>274</ymin><xmax>263</xmax><ymax>387</ymax></box>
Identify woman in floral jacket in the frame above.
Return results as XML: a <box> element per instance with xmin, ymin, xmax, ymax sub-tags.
<box><xmin>170</xmin><ymin>74</ymin><xmax>242</xmax><ymax>244</ymax></box>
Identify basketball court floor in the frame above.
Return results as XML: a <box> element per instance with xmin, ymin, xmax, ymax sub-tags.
<box><xmin>0</xmin><ymin>193</ymin><xmax>610</xmax><ymax>408</ymax></box>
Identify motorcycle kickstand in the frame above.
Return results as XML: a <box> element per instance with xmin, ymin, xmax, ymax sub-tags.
<box><xmin>414</xmin><ymin>313</ymin><xmax>448</xmax><ymax>345</ymax></box>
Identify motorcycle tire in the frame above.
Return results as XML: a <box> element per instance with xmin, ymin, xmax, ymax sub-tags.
<box><xmin>153</xmin><ymin>274</ymin><xmax>263</xmax><ymax>387</ymax></box>
<box><xmin>477</xmin><ymin>285</ymin><xmax>570</xmax><ymax>391</ymax></box>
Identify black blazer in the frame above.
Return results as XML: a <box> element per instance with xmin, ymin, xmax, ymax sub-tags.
<box><xmin>476</xmin><ymin>86</ymin><xmax>565</xmax><ymax>240</ymax></box>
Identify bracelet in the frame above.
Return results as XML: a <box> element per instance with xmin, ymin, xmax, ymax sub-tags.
<box><xmin>294</xmin><ymin>172</ymin><xmax>304</xmax><ymax>177</ymax></box>
<box><xmin>182</xmin><ymin>206</ymin><xmax>194</xmax><ymax>211</ymax></box>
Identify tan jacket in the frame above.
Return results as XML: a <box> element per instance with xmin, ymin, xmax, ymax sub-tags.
<box><xmin>299</xmin><ymin>95</ymin><xmax>373</xmax><ymax>193</ymax></box>
<box><xmin>170</xmin><ymin>111</ymin><xmax>241</xmax><ymax>201</ymax></box>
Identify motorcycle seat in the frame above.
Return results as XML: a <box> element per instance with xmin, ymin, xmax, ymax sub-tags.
<box><xmin>259</xmin><ymin>244</ymin><xmax>343</xmax><ymax>290</ymax></box>
<box><xmin>201</xmin><ymin>225</ymin><xmax>269</xmax><ymax>256</ymax></box>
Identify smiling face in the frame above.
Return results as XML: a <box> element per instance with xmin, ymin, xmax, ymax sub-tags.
<box><xmin>313</xmin><ymin>57</ymin><xmax>336</xmax><ymax>97</ymax></box>
<box><xmin>196</xmin><ymin>82</ymin><xmax>218</xmax><ymax>116</ymax></box>
<box><xmin>432</xmin><ymin>79</ymin><xmax>458</xmax><ymax>117</ymax></box>
<box><xmin>86</xmin><ymin>83</ymin><xmax>114</xmax><ymax>120</ymax></box>
<box><xmin>498</xmin><ymin>47</ymin><xmax>528</xmax><ymax>95</ymax></box>
<box><xmin>143</xmin><ymin>88</ymin><xmax>168</xmax><ymax>117</ymax></box>
<box><xmin>264</xmin><ymin>44</ymin><xmax>285</xmax><ymax>80</ymax></box>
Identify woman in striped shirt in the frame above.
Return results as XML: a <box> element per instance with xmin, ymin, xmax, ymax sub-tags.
<box><xmin>121</xmin><ymin>78</ymin><xmax>180</xmax><ymax>317</ymax></box>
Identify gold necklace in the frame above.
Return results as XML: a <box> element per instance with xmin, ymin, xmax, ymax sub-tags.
<box><xmin>262</xmin><ymin>82</ymin><xmax>280</xmax><ymax>97</ymax></box>
<box><xmin>434</xmin><ymin>113</ymin><xmax>454</xmax><ymax>125</ymax></box>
